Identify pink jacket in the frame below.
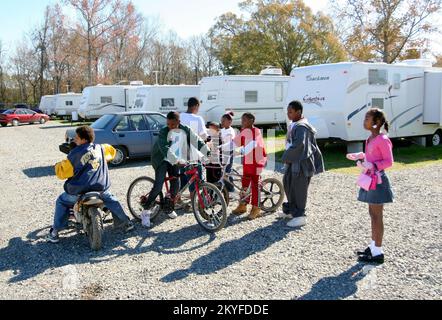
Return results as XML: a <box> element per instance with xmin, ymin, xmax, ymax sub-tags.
<box><xmin>365</xmin><ymin>134</ymin><xmax>394</xmax><ymax>171</ymax></box>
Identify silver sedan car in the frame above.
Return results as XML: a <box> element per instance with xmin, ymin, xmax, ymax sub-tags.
<box><xmin>60</xmin><ymin>111</ymin><xmax>167</xmax><ymax>166</ymax></box>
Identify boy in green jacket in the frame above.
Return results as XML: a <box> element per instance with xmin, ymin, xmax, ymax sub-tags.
<box><xmin>142</xmin><ymin>112</ymin><xmax>209</xmax><ymax>221</ymax></box>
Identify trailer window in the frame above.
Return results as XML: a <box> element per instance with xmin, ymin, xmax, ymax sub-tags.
<box><xmin>275</xmin><ymin>83</ymin><xmax>283</xmax><ymax>102</ymax></box>
<box><xmin>161</xmin><ymin>98</ymin><xmax>175</xmax><ymax>108</ymax></box>
<box><xmin>183</xmin><ymin>98</ymin><xmax>189</xmax><ymax>107</ymax></box>
<box><xmin>101</xmin><ymin>96</ymin><xmax>113</xmax><ymax>104</ymax></box>
<box><xmin>245</xmin><ymin>91</ymin><xmax>258</xmax><ymax>103</ymax></box>
<box><xmin>371</xmin><ymin>98</ymin><xmax>384</xmax><ymax>109</ymax></box>
<box><xmin>65</xmin><ymin>101</ymin><xmax>73</xmax><ymax>106</ymax></box>
<box><xmin>368</xmin><ymin>69</ymin><xmax>388</xmax><ymax>85</ymax></box>
<box><xmin>134</xmin><ymin>99</ymin><xmax>143</xmax><ymax>109</ymax></box>
<box><xmin>393</xmin><ymin>74</ymin><xmax>401</xmax><ymax>89</ymax></box>
<box><xmin>207</xmin><ymin>93</ymin><xmax>217</xmax><ymax>101</ymax></box>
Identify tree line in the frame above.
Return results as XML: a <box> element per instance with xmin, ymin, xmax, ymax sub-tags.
<box><xmin>0</xmin><ymin>0</ymin><xmax>440</xmax><ymax>105</ymax></box>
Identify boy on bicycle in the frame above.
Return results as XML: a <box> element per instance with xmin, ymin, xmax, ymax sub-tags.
<box><xmin>141</xmin><ymin>112</ymin><xmax>210</xmax><ymax>223</ymax></box>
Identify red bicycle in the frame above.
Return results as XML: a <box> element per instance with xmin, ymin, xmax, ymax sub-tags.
<box><xmin>127</xmin><ymin>162</ymin><xmax>228</xmax><ymax>232</ymax></box>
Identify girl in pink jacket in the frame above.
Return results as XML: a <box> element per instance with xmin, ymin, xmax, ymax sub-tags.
<box><xmin>347</xmin><ymin>108</ymin><xmax>394</xmax><ymax>264</ymax></box>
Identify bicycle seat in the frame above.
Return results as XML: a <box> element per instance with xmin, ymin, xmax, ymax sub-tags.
<box><xmin>80</xmin><ymin>192</ymin><xmax>104</xmax><ymax>206</ymax></box>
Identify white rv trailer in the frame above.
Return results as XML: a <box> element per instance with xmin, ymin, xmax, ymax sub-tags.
<box><xmin>286</xmin><ymin>60</ymin><xmax>442</xmax><ymax>151</ymax></box>
<box><xmin>54</xmin><ymin>93</ymin><xmax>82</xmax><ymax>118</ymax></box>
<box><xmin>127</xmin><ymin>85</ymin><xmax>200</xmax><ymax>114</ymax></box>
<box><xmin>199</xmin><ymin>68</ymin><xmax>290</xmax><ymax>126</ymax></box>
<box><xmin>78</xmin><ymin>81</ymin><xmax>143</xmax><ymax>119</ymax></box>
<box><xmin>39</xmin><ymin>95</ymin><xmax>56</xmax><ymax>115</ymax></box>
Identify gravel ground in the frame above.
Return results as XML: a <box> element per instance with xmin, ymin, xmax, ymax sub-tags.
<box><xmin>0</xmin><ymin>122</ymin><xmax>440</xmax><ymax>300</ymax></box>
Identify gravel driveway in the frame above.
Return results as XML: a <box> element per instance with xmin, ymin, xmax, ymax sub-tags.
<box><xmin>0</xmin><ymin>122</ymin><xmax>440</xmax><ymax>300</ymax></box>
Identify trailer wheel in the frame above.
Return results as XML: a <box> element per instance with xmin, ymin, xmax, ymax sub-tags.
<box><xmin>427</xmin><ymin>130</ymin><xmax>442</xmax><ymax>147</ymax></box>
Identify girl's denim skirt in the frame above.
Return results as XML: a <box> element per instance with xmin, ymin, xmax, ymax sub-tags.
<box><xmin>358</xmin><ymin>171</ymin><xmax>394</xmax><ymax>205</ymax></box>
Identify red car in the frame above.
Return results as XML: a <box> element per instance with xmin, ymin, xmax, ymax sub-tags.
<box><xmin>0</xmin><ymin>109</ymin><xmax>50</xmax><ymax>127</ymax></box>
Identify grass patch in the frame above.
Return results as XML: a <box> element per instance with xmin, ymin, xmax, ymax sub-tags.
<box><xmin>265</xmin><ymin>136</ymin><xmax>442</xmax><ymax>174</ymax></box>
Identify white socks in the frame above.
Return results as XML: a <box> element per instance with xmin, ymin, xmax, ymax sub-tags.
<box><xmin>369</xmin><ymin>240</ymin><xmax>384</xmax><ymax>256</ymax></box>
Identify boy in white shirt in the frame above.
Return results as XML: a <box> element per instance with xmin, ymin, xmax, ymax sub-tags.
<box><xmin>179</xmin><ymin>97</ymin><xmax>207</xmax><ymax>195</ymax></box>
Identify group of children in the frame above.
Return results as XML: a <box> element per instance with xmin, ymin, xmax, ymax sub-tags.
<box><xmin>167</xmin><ymin>97</ymin><xmax>395</xmax><ymax>264</ymax></box>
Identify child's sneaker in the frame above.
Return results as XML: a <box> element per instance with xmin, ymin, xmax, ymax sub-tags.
<box><xmin>168</xmin><ymin>211</ymin><xmax>178</xmax><ymax>219</ymax></box>
<box><xmin>45</xmin><ymin>228</ymin><xmax>59</xmax><ymax>243</ymax></box>
<box><xmin>141</xmin><ymin>210</ymin><xmax>151</xmax><ymax>228</ymax></box>
<box><xmin>276</xmin><ymin>211</ymin><xmax>292</xmax><ymax>219</ymax></box>
<box><xmin>287</xmin><ymin>216</ymin><xmax>306</xmax><ymax>228</ymax></box>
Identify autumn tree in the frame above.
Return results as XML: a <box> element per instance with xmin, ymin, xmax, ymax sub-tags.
<box><xmin>65</xmin><ymin>0</ymin><xmax>136</xmax><ymax>85</ymax></box>
<box><xmin>333</xmin><ymin>0</ymin><xmax>442</xmax><ymax>63</ymax></box>
<box><xmin>211</xmin><ymin>0</ymin><xmax>346</xmax><ymax>75</ymax></box>
<box><xmin>45</xmin><ymin>4</ymin><xmax>73</xmax><ymax>94</ymax></box>
<box><xmin>103</xmin><ymin>4</ymin><xmax>158</xmax><ymax>83</ymax></box>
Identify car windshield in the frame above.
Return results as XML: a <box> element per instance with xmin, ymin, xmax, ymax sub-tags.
<box><xmin>2</xmin><ymin>110</ymin><xmax>14</xmax><ymax>114</ymax></box>
<box><xmin>91</xmin><ymin>114</ymin><xmax>114</xmax><ymax>129</ymax></box>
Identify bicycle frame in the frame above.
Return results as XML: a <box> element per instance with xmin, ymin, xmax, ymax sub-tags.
<box><xmin>163</xmin><ymin>163</ymin><xmax>212</xmax><ymax>209</ymax></box>
<box><xmin>208</xmin><ymin>154</ymin><xmax>262</xmax><ymax>204</ymax></box>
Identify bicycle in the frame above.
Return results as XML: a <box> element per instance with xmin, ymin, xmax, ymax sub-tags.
<box><xmin>127</xmin><ymin>161</ymin><xmax>228</xmax><ymax>232</ymax></box>
<box><xmin>209</xmin><ymin>154</ymin><xmax>285</xmax><ymax>213</ymax></box>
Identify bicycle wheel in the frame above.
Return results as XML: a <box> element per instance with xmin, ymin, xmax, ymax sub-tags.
<box><xmin>260</xmin><ymin>178</ymin><xmax>285</xmax><ymax>212</ymax></box>
<box><xmin>192</xmin><ymin>182</ymin><xmax>227</xmax><ymax>232</ymax></box>
<box><xmin>127</xmin><ymin>176</ymin><xmax>163</xmax><ymax>221</ymax></box>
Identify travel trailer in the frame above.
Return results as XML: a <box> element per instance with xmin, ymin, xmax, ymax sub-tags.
<box><xmin>127</xmin><ymin>85</ymin><xmax>200</xmax><ymax>114</ymax></box>
<box><xmin>199</xmin><ymin>68</ymin><xmax>290</xmax><ymax>126</ymax></box>
<box><xmin>54</xmin><ymin>93</ymin><xmax>82</xmax><ymax>118</ymax></box>
<box><xmin>286</xmin><ymin>60</ymin><xmax>442</xmax><ymax>151</ymax></box>
<box><xmin>39</xmin><ymin>95</ymin><xmax>56</xmax><ymax>115</ymax></box>
<box><xmin>78</xmin><ymin>81</ymin><xmax>143</xmax><ymax>119</ymax></box>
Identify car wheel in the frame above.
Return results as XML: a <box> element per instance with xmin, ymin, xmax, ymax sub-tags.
<box><xmin>12</xmin><ymin>119</ymin><xmax>19</xmax><ymax>127</ymax></box>
<box><xmin>427</xmin><ymin>130</ymin><xmax>442</xmax><ymax>147</ymax></box>
<box><xmin>110</xmin><ymin>146</ymin><xmax>127</xmax><ymax>167</ymax></box>
<box><xmin>39</xmin><ymin>118</ymin><xmax>46</xmax><ymax>124</ymax></box>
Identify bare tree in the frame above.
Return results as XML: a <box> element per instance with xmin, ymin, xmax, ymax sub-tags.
<box><xmin>65</xmin><ymin>0</ymin><xmax>134</xmax><ymax>85</ymax></box>
<box><xmin>31</xmin><ymin>6</ymin><xmax>51</xmax><ymax>99</ymax></box>
<box><xmin>0</xmin><ymin>40</ymin><xmax>7</xmax><ymax>102</ymax></box>
<box><xmin>334</xmin><ymin>0</ymin><xmax>442</xmax><ymax>63</ymax></box>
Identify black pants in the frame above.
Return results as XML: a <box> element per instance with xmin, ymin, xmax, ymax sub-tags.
<box><xmin>283</xmin><ymin>168</ymin><xmax>312</xmax><ymax>218</ymax></box>
<box><xmin>143</xmin><ymin>162</ymin><xmax>179</xmax><ymax>210</ymax></box>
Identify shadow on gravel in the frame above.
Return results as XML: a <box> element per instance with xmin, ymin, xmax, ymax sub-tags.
<box><xmin>160</xmin><ymin>220</ymin><xmax>290</xmax><ymax>283</ymax></box>
<box><xmin>0</xmin><ymin>218</ymin><xmax>217</xmax><ymax>283</ymax></box>
<box><xmin>22</xmin><ymin>166</ymin><xmax>55</xmax><ymax>178</ymax></box>
<box><xmin>0</xmin><ymin>224</ymin><xmax>136</xmax><ymax>283</ymax></box>
<box><xmin>297</xmin><ymin>263</ymin><xmax>370</xmax><ymax>300</ymax></box>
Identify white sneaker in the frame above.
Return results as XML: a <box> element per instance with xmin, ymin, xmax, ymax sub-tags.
<box><xmin>276</xmin><ymin>211</ymin><xmax>292</xmax><ymax>219</ymax></box>
<box><xmin>141</xmin><ymin>210</ymin><xmax>151</xmax><ymax>228</ymax></box>
<box><xmin>287</xmin><ymin>216</ymin><xmax>306</xmax><ymax>228</ymax></box>
<box><xmin>168</xmin><ymin>211</ymin><xmax>178</xmax><ymax>219</ymax></box>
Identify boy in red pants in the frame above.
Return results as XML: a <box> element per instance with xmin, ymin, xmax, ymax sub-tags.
<box><xmin>231</xmin><ymin>113</ymin><xmax>267</xmax><ymax>220</ymax></box>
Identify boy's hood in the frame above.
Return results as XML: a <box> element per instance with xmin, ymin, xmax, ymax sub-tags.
<box><xmin>296</xmin><ymin>118</ymin><xmax>317</xmax><ymax>134</ymax></box>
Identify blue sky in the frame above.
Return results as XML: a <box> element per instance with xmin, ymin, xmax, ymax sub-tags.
<box><xmin>0</xmin><ymin>0</ymin><xmax>328</xmax><ymax>48</ymax></box>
